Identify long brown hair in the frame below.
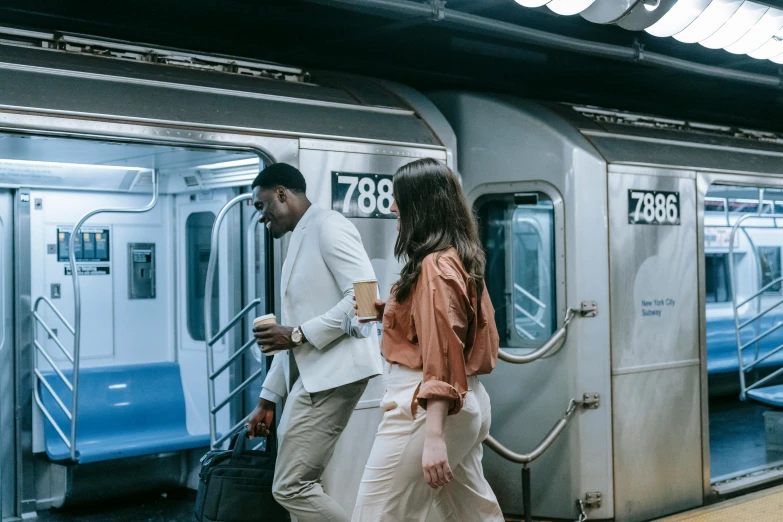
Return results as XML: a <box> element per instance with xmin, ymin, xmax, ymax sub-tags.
<box><xmin>393</xmin><ymin>158</ymin><xmax>486</xmax><ymax>302</ymax></box>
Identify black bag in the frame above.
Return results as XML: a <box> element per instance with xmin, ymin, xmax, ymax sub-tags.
<box><xmin>194</xmin><ymin>427</ymin><xmax>288</xmax><ymax>522</ymax></box>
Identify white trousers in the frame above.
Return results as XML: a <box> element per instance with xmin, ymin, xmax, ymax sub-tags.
<box><xmin>351</xmin><ymin>364</ymin><xmax>504</xmax><ymax>522</ymax></box>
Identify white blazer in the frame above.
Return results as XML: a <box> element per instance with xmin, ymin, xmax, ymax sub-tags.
<box><xmin>260</xmin><ymin>204</ymin><xmax>383</xmax><ymax>399</ymax></box>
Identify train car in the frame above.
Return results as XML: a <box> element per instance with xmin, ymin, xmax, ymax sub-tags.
<box><xmin>3</xmin><ymin>24</ymin><xmax>783</xmax><ymax>522</ymax></box>
<box><xmin>429</xmin><ymin>92</ymin><xmax>783</xmax><ymax>521</ymax></box>
<box><xmin>0</xmin><ymin>27</ymin><xmax>455</xmax><ymax>520</ymax></box>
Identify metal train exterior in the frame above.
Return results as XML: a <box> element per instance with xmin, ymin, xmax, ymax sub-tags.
<box><xmin>3</xmin><ymin>28</ymin><xmax>783</xmax><ymax>522</ymax></box>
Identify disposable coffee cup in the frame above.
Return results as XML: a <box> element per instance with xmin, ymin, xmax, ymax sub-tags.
<box><xmin>253</xmin><ymin>313</ymin><xmax>280</xmax><ymax>356</ymax></box>
<box><xmin>354</xmin><ymin>279</ymin><xmax>378</xmax><ymax>321</ymax></box>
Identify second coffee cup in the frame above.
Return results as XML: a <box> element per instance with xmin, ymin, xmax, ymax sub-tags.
<box><xmin>253</xmin><ymin>313</ymin><xmax>280</xmax><ymax>356</ymax></box>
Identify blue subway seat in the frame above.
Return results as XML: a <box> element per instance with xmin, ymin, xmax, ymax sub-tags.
<box><xmin>38</xmin><ymin>362</ymin><xmax>211</xmax><ymax>464</ymax></box>
<box><xmin>707</xmin><ymin>307</ymin><xmax>783</xmax><ymax>376</ymax></box>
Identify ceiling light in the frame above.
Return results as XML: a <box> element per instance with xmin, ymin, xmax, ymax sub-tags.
<box><xmin>581</xmin><ymin>0</ymin><xmax>638</xmax><ymax>24</ymax></box>
<box><xmin>700</xmin><ymin>2</ymin><xmax>768</xmax><ymax>49</ymax></box>
<box><xmin>645</xmin><ymin>0</ymin><xmax>712</xmax><ymax>37</ymax></box>
<box><xmin>196</xmin><ymin>157</ymin><xmax>259</xmax><ymax>170</ymax></box>
<box><xmin>748</xmin><ymin>29</ymin><xmax>783</xmax><ymax>58</ymax></box>
<box><xmin>674</xmin><ymin>0</ymin><xmax>744</xmax><ymax>44</ymax></box>
<box><xmin>514</xmin><ymin>0</ymin><xmax>551</xmax><ymax>6</ymax></box>
<box><xmin>547</xmin><ymin>0</ymin><xmax>597</xmax><ymax>16</ymax></box>
<box><xmin>770</xmin><ymin>50</ymin><xmax>783</xmax><ymax>63</ymax></box>
<box><xmin>725</xmin><ymin>7</ymin><xmax>783</xmax><ymax>54</ymax></box>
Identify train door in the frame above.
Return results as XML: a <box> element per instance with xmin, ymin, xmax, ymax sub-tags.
<box><xmin>298</xmin><ymin>142</ymin><xmax>441</xmax><ymax>514</ymax></box>
<box><xmin>175</xmin><ymin>189</ymin><xmax>238</xmax><ymax>439</ymax></box>
<box><xmin>0</xmin><ymin>189</ymin><xmax>14</xmax><ymax>520</ymax></box>
<box><xmin>701</xmin><ymin>181</ymin><xmax>783</xmax><ymax>492</ymax></box>
<box><xmin>608</xmin><ymin>168</ymin><xmax>702</xmax><ymax>520</ymax></box>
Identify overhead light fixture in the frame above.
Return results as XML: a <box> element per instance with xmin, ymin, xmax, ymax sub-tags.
<box><xmin>724</xmin><ymin>8</ymin><xmax>783</xmax><ymax>54</ymax></box>
<box><xmin>196</xmin><ymin>157</ymin><xmax>259</xmax><ymax>170</ymax></box>
<box><xmin>514</xmin><ymin>0</ymin><xmax>551</xmax><ymax>6</ymax></box>
<box><xmin>700</xmin><ymin>2</ymin><xmax>768</xmax><ymax>49</ymax></box>
<box><xmin>674</xmin><ymin>0</ymin><xmax>744</xmax><ymax>44</ymax></box>
<box><xmin>748</xmin><ymin>30</ymin><xmax>783</xmax><ymax>58</ymax></box>
<box><xmin>513</xmin><ymin>0</ymin><xmax>783</xmax><ymax>65</ymax></box>
<box><xmin>548</xmin><ymin>0</ymin><xmax>597</xmax><ymax>16</ymax></box>
<box><xmin>0</xmin><ymin>158</ymin><xmax>150</xmax><ymax>191</ymax></box>
<box><xmin>646</xmin><ymin>0</ymin><xmax>712</xmax><ymax>37</ymax></box>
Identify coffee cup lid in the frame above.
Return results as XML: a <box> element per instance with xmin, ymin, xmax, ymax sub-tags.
<box><xmin>253</xmin><ymin>313</ymin><xmax>276</xmax><ymax>323</ymax></box>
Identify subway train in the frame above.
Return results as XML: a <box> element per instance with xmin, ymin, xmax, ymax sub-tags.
<box><xmin>2</xmin><ymin>26</ymin><xmax>783</xmax><ymax>522</ymax></box>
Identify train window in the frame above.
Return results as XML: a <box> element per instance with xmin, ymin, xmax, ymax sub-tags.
<box><xmin>705</xmin><ymin>254</ymin><xmax>731</xmax><ymax>304</ymax></box>
<box><xmin>186</xmin><ymin>212</ymin><xmax>219</xmax><ymax>341</ymax></box>
<box><xmin>759</xmin><ymin>247</ymin><xmax>782</xmax><ymax>294</ymax></box>
<box><xmin>477</xmin><ymin>194</ymin><xmax>556</xmax><ymax>347</ymax></box>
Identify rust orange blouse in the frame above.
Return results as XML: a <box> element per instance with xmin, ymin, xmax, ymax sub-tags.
<box><xmin>381</xmin><ymin>248</ymin><xmax>499</xmax><ymax>415</ymax></box>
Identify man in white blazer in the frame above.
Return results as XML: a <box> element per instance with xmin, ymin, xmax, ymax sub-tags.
<box><xmin>245</xmin><ymin>163</ymin><xmax>382</xmax><ymax>522</ymax></box>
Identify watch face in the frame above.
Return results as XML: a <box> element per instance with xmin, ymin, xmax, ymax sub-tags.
<box><xmin>292</xmin><ymin>328</ymin><xmax>302</xmax><ymax>343</ymax></box>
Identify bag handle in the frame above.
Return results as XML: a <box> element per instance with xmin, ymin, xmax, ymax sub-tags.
<box><xmin>229</xmin><ymin>425</ymin><xmax>276</xmax><ymax>459</ymax></box>
<box><xmin>230</xmin><ymin>426</ymin><xmax>250</xmax><ymax>460</ymax></box>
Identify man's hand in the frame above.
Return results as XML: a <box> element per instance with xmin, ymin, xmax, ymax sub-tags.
<box><xmin>246</xmin><ymin>398</ymin><xmax>276</xmax><ymax>439</ymax></box>
<box><xmin>253</xmin><ymin>324</ymin><xmax>296</xmax><ymax>353</ymax></box>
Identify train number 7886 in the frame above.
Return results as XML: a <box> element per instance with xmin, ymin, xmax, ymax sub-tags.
<box><xmin>628</xmin><ymin>190</ymin><xmax>680</xmax><ymax>226</ymax></box>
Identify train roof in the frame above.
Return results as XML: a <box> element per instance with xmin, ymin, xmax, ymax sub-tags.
<box><xmin>0</xmin><ymin>33</ymin><xmax>443</xmax><ymax>148</ymax></box>
<box><xmin>545</xmin><ymin>102</ymin><xmax>783</xmax><ymax>176</ymax></box>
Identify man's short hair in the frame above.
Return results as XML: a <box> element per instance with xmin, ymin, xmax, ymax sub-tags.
<box><xmin>251</xmin><ymin>163</ymin><xmax>307</xmax><ymax>194</ymax></box>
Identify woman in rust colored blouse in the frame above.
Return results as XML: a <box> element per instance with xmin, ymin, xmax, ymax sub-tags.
<box><xmin>351</xmin><ymin>158</ymin><xmax>504</xmax><ymax>522</ymax></box>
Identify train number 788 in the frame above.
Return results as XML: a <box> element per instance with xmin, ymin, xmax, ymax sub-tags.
<box><xmin>332</xmin><ymin>172</ymin><xmax>396</xmax><ymax>219</ymax></box>
<box><xmin>628</xmin><ymin>190</ymin><xmax>680</xmax><ymax>225</ymax></box>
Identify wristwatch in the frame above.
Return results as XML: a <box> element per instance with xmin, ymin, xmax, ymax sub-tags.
<box><xmin>291</xmin><ymin>326</ymin><xmax>305</xmax><ymax>346</ymax></box>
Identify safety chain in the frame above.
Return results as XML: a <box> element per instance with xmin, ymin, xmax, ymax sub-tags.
<box><xmin>576</xmin><ymin>498</ymin><xmax>588</xmax><ymax>522</ymax></box>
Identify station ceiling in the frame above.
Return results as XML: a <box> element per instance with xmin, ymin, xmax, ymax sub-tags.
<box><xmin>0</xmin><ymin>0</ymin><xmax>782</xmax><ymax>131</ymax></box>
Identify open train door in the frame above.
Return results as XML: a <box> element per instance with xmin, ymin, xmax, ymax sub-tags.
<box><xmin>0</xmin><ymin>189</ymin><xmax>16</xmax><ymax>519</ymax></box>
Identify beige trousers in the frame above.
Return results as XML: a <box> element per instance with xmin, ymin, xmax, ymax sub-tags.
<box><xmin>273</xmin><ymin>376</ymin><xmax>368</xmax><ymax>522</ymax></box>
<box><xmin>351</xmin><ymin>364</ymin><xmax>504</xmax><ymax>522</ymax></box>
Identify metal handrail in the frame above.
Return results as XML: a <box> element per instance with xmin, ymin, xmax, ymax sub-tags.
<box><xmin>738</xmin><ymin>295</ymin><xmax>783</xmax><ymax>328</ymax></box>
<box><xmin>727</xmin><ymin>188</ymin><xmax>783</xmax><ymax>401</ymax></box>
<box><xmin>498</xmin><ymin>307</ymin><xmax>577</xmax><ymax>364</ymax></box>
<box><xmin>484</xmin><ymin>398</ymin><xmax>581</xmax><ymax>465</ymax></box>
<box><xmin>484</xmin><ymin>394</ymin><xmax>598</xmax><ymax>522</ymax></box>
<box><xmin>209</xmin><ymin>299</ymin><xmax>262</xmax><ymax>347</ymax></box>
<box><xmin>205</xmin><ymin>193</ymin><xmax>266</xmax><ymax>448</ymax></box>
<box><xmin>31</xmin><ymin>296</ymin><xmax>77</xmax><ymax>451</ymax></box>
<box><xmin>64</xmin><ymin>170</ymin><xmax>159</xmax><ymax>460</ymax></box>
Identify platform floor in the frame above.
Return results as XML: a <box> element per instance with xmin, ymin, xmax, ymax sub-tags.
<box><xmin>656</xmin><ymin>484</ymin><xmax>783</xmax><ymax>521</ymax></box>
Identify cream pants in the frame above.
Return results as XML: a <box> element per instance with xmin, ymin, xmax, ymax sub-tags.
<box><xmin>351</xmin><ymin>363</ymin><xmax>504</xmax><ymax>522</ymax></box>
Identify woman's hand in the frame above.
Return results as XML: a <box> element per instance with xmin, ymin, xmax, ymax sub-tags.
<box><xmin>353</xmin><ymin>297</ymin><xmax>386</xmax><ymax>323</ymax></box>
<box><xmin>422</xmin><ymin>398</ymin><xmax>452</xmax><ymax>488</ymax></box>
<box><xmin>422</xmin><ymin>433</ymin><xmax>452</xmax><ymax>488</ymax></box>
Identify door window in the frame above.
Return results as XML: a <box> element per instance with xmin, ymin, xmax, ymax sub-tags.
<box><xmin>186</xmin><ymin>211</ymin><xmax>219</xmax><ymax>341</ymax></box>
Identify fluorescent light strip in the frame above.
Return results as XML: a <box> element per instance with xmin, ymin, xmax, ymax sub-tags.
<box><xmin>514</xmin><ymin>0</ymin><xmax>783</xmax><ymax>65</ymax></box>
<box><xmin>514</xmin><ymin>0</ymin><xmax>551</xmax><ymax>6</ymax></box>
<box><xmin>700</xmin><ymin>2</ymin><xmax>768</xmax><ymax>49</ymax></box>
<box><xmin>0</xmin><ymin>158</ymin><xmax>148</xmax><ymax>171</ymax></box>
<box><xmin>547</xmin><ymin>0</ymin><xmax>597</xmax><ymax>16</ymax></box>
<box><xmin>646</xmin><ymin>0</ymin><xmax>713</xmax><ymax>37</ymax></box>
<box><xmin>675</xmin><ymin>0</ymin><xmax>744</xmax><ymax>44</ymax></box>
<box><xmin>725</xmin><ymin>7</ymin><xmax>783</xmax><ymax>54</ymax></box>
<box><xmin>748</xmin><ymin>28</ymin><xmax>783</xmax><ymax>58</ymax></box>
<box><xmin>195</xmin><ymin>157</ymin><xmax>259</xmax><ymax>170</ymax></box>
